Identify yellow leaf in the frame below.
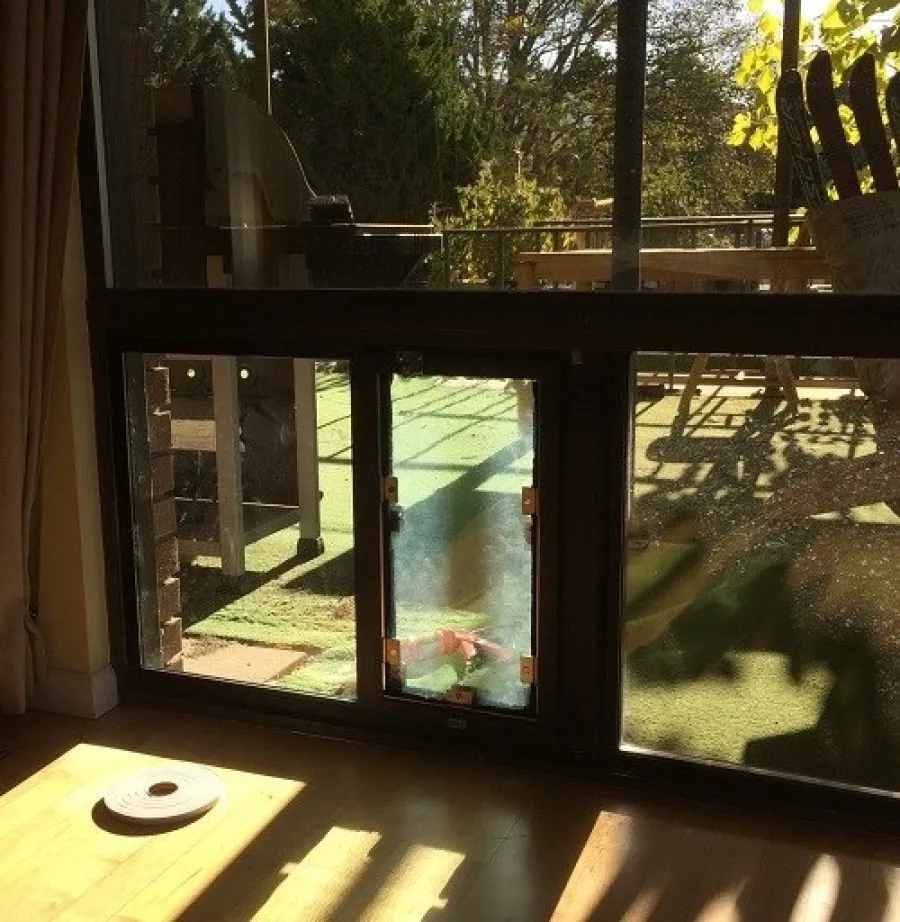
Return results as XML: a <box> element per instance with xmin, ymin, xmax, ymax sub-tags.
<box><xmin>726</xmin><ymin>125</ymin><xmax>746</xmax><ymax>146</ymax></box>
<box><xmin>822</xmin><ymin>6</ymin><xmax>845</xmax><ymax>29</ymax></box>
<box><xmin>758</xmin><ymin>12</ymin><xmax>780</xmax><ymax>37</ymax></box>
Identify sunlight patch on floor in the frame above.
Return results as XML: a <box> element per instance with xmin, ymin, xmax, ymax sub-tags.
<box><xmin>259</xmin><ymin>826</ymin><xmax>382</xmax><ymax>920</ymax></box>
<box><xmin>356</xmin><ymin>842</ymin><xmax>467</xmax><ymax>921</ymax></box>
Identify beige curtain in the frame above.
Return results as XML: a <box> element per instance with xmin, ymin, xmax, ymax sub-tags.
<box><xmin>0</xmin><ymin>0</ymin><xmax>89</xmax><ymax>713</ymax></box>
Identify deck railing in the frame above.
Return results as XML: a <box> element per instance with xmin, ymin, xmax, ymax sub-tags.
<box><xmin>436</xmin><ymin>212</ymin><xmax>808</xmax><ymax>289</ymax></box>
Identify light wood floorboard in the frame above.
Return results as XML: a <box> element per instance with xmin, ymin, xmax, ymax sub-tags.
<box><xmin>1</xmin><ymin>706</ymin><xmax>898</xmax><ymax>921</ymax></box>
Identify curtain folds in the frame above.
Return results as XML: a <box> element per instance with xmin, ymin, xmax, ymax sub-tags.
<box><xmin>0</xmin><ymin>0</ymin><xmax>90</xmax><ymax>713</ymax></box>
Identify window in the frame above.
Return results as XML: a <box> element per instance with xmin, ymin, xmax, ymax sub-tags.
<box><xmin>86</xmin><ymin>0</ymin><xmax>900</xmax><ymax>820</ymax></box>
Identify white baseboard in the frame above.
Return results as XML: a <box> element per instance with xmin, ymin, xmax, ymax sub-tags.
<box><xmin>29</xmin><ymin>664</ymin><xmax>118</xmax><ymax>718</ymax></box>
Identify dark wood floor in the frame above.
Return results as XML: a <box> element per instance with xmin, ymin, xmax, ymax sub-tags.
<box><xmin>1</xmin><ymin>705</ymin><xmax>898</xmax><ymax>921</ymax></box>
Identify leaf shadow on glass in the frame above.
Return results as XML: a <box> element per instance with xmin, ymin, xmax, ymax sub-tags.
<box><xmin>626</xmin><ymin>388</ymin><xmax>900</xmax><ymax>790</ymax></box>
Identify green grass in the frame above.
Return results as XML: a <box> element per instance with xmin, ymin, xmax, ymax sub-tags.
<box><xmin>274</xmin><ymin>661</ymin><xmax>357</xmax><ymax>698</ymax></box>
<box><xmin>623</xmin><ymin>652</ymin><xmax>833</xmax><ymax>765</ymax></box>
<box><xmin>180</xmin><ymin>373</ymin><xmax>900</xmax><ymax>784</ymax></box>
<box><xmin>183</xmin><ymin>371</ymin><xmax>533</xmax><ymax>706</ymax></box>
<box><xmin>182</xmin><ymin>526</ymin><xmax>355</xmax><ymax>649</ymax></box>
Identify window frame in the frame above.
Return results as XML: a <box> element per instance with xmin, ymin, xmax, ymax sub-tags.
<box><xmin>80</xmin><ymin>0</ymin><xmax>900</xmax><ymax>834</ymax></box>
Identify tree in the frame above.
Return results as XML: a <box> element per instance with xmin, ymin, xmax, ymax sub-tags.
<box><xmin>440</xmin><ymin>0</ymin><xmax>768</xmax><ymax>213</ymax></box>
<box><xmin>729</xmin><ymin>0</ymin><xmax>900</xmax><ymax>168</ymax></box>
<box><xmin>643</xmin><ymin>0</ymin><xmax>772</xmax><ymax>216</ymax></box>
<box><xmin>229</xmin><ymin>0</ymin><xmax>483</xmax><ymax>223</ymax></box>
<box><xmin>144</xmin><ymin>0</ymin><xmax>240</xmax><ymax>87</ymax></box>
<box><xmin>443</xmin><ymin>0</ymin><xmax>619</xmax><ymax>197</ymax></box>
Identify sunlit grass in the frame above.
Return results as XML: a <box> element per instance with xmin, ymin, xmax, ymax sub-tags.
<box><xmin>183</xmin><ymin>372</ymin><xmax>532</xmax><ymax>704</ymax></box>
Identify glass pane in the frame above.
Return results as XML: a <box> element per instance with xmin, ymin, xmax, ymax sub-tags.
<box><xmin>641</xmin><ymin>0</ymin><xmax>777</xmax><ymax>229</ymax></box>
<box><xmin>387</xmin><ymin>374</ymin><xmax>536</xmax><ymax>710</ymax></box>
<box><xmin>125</xmin><ymin>352</ymin><xmax>356</xmax><ymax>698</ymax></box>
<box><xmin>94</xmin><ymin>2</ymin><xmax>633</xmax><ymax>294</ymax></box>
<box><xmin>625</xmin><ymin>351</ymin><xmax>900</xmax><ymax>793</ymax></box>
<box><xmin>95</xmin><ymin>2</ymin><xmax>441</xmax><ymax>289</ymax></box>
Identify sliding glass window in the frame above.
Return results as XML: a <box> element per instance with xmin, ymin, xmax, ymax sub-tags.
<box><xmin>617</xmin><ymin>0</ymin><xmax>900</xmax><ymax>800</ymax></box>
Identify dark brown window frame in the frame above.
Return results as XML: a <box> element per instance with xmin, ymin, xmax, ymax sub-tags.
<box><xmin>86</xmin><ymin>285</ymin><xmax>900</xmax><ymax>829</ymax></box>
<box><xmin>78</xmin><ymin>0</ymin><xmax>900</xmax><ymax>835</ymax></box>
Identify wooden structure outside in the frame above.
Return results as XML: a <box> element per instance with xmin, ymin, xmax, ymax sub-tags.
<box><xmin>141</xmin><ymin>361</ymin><xmax>183</xmax><ymax>671</ymax></box>
<box><xmin>514</xmin><ymin>246</ymin><xmax>831</xmax><ymax>414</ymax></box>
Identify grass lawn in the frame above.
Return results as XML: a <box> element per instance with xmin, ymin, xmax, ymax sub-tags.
<box><xmin>182</xmin><ymin>370</ymin><xmax>534</xmax><ymax>707</ymax></box>
<box><xmin>625</xmin><ymin>384</ymin><xmax>900</xmax><ymax>788</ymax></box>
<box><xmin>176</xmin><ymin>366</ymin><xmax>900</xmax><ymax>788</ymax></box>
<box><xmin>624</xmin><ymin>652</ymin><xmax>832</xmax><ymax>765</ymax></box>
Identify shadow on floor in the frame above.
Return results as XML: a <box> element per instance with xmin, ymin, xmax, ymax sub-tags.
<box><xmin>48</xmin><ymin>707</ymin><xmax>890</xmax><ymax>922</ymax></box>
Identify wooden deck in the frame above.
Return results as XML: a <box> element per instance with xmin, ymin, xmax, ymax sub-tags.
<box><xmin>513</xmin><ymin>247</ymin><xmax>828</xmax><ymax>290</ymax></box>
<box><xmin>1</xmin><ymin>706</ymin><xmax>898</xmax><ymax>921</ymax></box>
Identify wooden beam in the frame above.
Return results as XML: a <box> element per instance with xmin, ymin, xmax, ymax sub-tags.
<box><xmin>250</xmin><ymin>0</ymin><xmax>271</xmax><ymax>115</ymax></box>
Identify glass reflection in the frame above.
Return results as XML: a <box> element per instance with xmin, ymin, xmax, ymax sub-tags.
<box><xmin>126</xmin><ymin>353</ymin><xmax>356</xmax><ymax>698</ymax></box>
<box><xmin>388</xmin><ymin>375</ymin><xmax>536</xmax><ymax>711</ymax></box>
<box><xmin>625</xmin><ymin>353</ymin><xmax>900</xmax><ymax>792</ymax></box>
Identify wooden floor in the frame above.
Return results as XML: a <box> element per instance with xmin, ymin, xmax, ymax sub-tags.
<box><xmin>2</xmin><ymin>707</ymin><xmax>900</xmax><ymax>922</ymax></box>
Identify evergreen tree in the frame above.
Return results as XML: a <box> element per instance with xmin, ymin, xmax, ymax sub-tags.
<box><xmin>145</xmin><ymin>0</ymin><xmax>240</xmax><ymax>87</ymax></box>
<box><xmin>242</xmin><ymin>0</ymin><xmax>482</xmax><ymax>222</ymax></box>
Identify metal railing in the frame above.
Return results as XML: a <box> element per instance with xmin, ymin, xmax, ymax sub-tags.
<box><xmin>437</xmin><ymin>213</ymin><xmax>808</xmax><ymax>289</ymax></box>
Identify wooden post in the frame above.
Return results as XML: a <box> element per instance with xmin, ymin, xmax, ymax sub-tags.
<box><xmin>211</xmin><ymin>356</ymin><xmax>246</xmax><ymax>578</ymax></box>
<box><xmin>279</xmin><ymin>255</ymin><xmax>324</xmax><ymax>561</ymax></box>
<box><xmin>251</xmin><ymin>0</ymin><xmax>272</xmax><ymax>114</ymax></box>
<box><xmin>144</xmin><ymin>360</ymin><xmax>184</xmax><ymax>671</ymax></box>
<box><xmin>294</xmin><ymin>360</ymin><xmax>324</xmax><ymax>560</ymax></box>
<box><xmin>772</xmin><ymin>0</ymin><xmax>803</xmax><ymax>248</ymax></box>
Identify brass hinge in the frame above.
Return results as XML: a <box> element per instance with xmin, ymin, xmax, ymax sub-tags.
<box><xmin>520</xmin><ymin>655</ymin><xmax>537</xmax><ymax>685</ymax></box>
<box><xmin>382</xmin><ymin>476</ymin><xmax>399</xmax><ymax>503</ymax></box>
<box><xmin>444</xmin><ymin>684</ymin><xmax>476</xmax><ymax>706</ymax></box>
<box><xmin>521</xmin><ymin>486</ymin><xmax>538</xmax><ymax>516</ymax></box>
<box><xmin>383</xmin><ymin>637</ymin><xmax>402</xmax><ymax>666</ymax></box>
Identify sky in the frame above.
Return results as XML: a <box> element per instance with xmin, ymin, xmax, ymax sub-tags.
<box><xmin>207</xmin><ymin>0</ymin><xmax>837</xmax><ymax>22</ymax></box>
<box><xmin>767</xmin><ymin>0</ymin><xmax>830</xmax><ymax>15</ymax></box>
